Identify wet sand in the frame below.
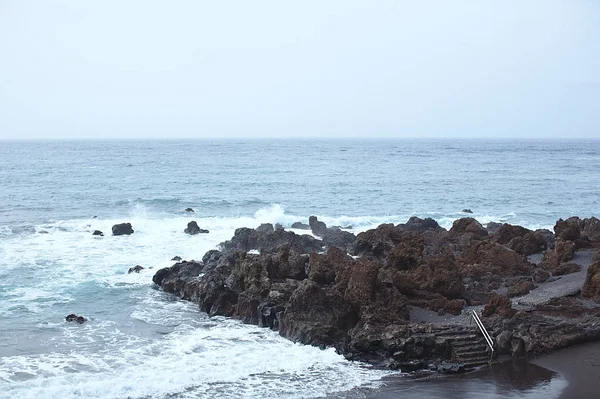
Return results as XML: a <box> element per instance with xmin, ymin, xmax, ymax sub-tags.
<box><xmin>334</xmin><ymin>341</ymin><xmax>600</xmax><ymax>399</ymax></box>
<box><xmin>532</xmin><ymin>340</ymin><xmax>600</xmax><ymax>399</ymax></box>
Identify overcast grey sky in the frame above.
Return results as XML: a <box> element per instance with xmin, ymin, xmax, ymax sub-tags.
<box><xmin>0</xmin><ymin>1</ymin><xmax>599</xmax><ymax>140</ymax></box>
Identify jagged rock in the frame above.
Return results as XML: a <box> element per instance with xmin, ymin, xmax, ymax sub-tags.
<box><xmin>540</xmin><ymin>239</ymin><xmax>576</xmax><ymax>272</ymax></box>
<box><xmin>66</xmin><ymin>314</ymin><xmax>86</xmax><ymax>324</ymax></box>
<box><xmin>554</xmin><ymin>216</ymin><xmax>600</xmax><ymax>247</ymax></box>
<box><xmin>396</xmin><ymin>217</ymin><xmax>443</xmax><ymax>234</ymax></box>
<box><xmin>152</xmin><ymin>261</ymin><xmax>204</xmax><ymax>298</ymax></box>
<box><xmin>256</xmin><ymin>223</ymin><xmax>274</xmax><ymax>233</ymax></box>
<box><xmin>462</xmin><ymin>209</ymin><xmax>473</xmax><ymax>214</ymax></box>
<box><xmin>279</xmin><ymin>279</ymin><xmax>358</xmax><ymax>348</ymax></box>
<box><xmin>482</xmin><ymin>293</ymin><xmax>516</xmax><ymax>318</ymax></box>
<box><xmin>92</xmin><ymin>230</ymin><xmax>104</xmax><ymax>236</ymax></box>
<box><xmin>449</xmin><ymin>218</ymin><xmax>488</xmax><ymax>239</ymax></box>
<box><xmin>507</xmin><ymin>280</ymin><xmax>534</xmax><ymax>297</ymax></box>
<box><xmin>219</xmin><ymin>226</ymin><xmax>322</xmax><ymax>254</ymax></box>
<box><xmin>112</xmin><ymin>223</ymin><xmax>134</xmax><ymax>236</ymax></box>
<box><xmin>496</xmin><ymin>331</ymin><xmax>513</xmax><ymax>354</ymax></box>
<box><xmin>171</xmin><ymin>256</ymin><xmax>182</xmax><ymax>262</ymax></box>
<box><xmin>291</xmin><ymin>221</ymin><xmax>310</xmax><ymax>230</ymax></box>
<box><xmin>308</xmin><ymin>216</ymin><xmax>328</xmax><ymax>237</ymax></box>
<box><xmin>552</xmin><ymin>262</ymin><xmax>581</xmax><ymax>276</ymax></box>
<box><xmin>486</xmin><ymin>222</ymin><xmax>503</xmax><ymax>234</ymax></box>
<box><xmin>184</xmin><ymin>221</ymin><xmax>209</xmax><ymax>235</ymax></box>
<box><xmin>128</xmin><ymin>265</ymin><xmax>144</xmax><ymax>274</ymax></box>
<box><xmin>532</xmin><ymin>268</ymin><xmax>550</xmax><ymax>283</ymax></box>
<box><xmin>184</xmin><ymin>208</ymin><xmax>195</xmax><ymax>212</ymax></box>
<box><xmin>582</xmin><ymin>261</ymin><xmax>600</xmax><ymax>300</ymax></box>
<box><xmin>491</xmin><ymin>224</ymin><xmax>548</xmax><ymax>255</ymax></box>
<box><xmin>321</xmin><ymin>228</ymin><xmax>356</xmax><ymax>251</ymax></box>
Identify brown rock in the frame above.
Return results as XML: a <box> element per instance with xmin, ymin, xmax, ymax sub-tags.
<box><xmin>482</xmin><ymin>293</ymin><xmax>516</xmax><ymax>318</ymax></box>
<box><xmin>507</xmin><ymin>280</ymin><xmax>535</xmax><ymax>297</ymax></box>
<box><xmin>582</xmin><ymin>261</ymin><xmax>600</xmax><ymax>300</ymax></box>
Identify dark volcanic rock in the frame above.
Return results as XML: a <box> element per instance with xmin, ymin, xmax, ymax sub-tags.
<box><xmin>128</xmin><ymin>265</ymin><xmax>144</xmax><ymax>274</ymax></box>
<box><xmin>482</xmin><ymin>293</ymin><xmax>515</xmax><ymax>318</ymax></box>
<box><xmin>171</xmin><ymin>256</ymin><xmax>182</xmax><ymax>262</ymax></box>
<box><xmin>321</xmin><ymin>228</ymin><xmax>356</xmax><ymax>251</ymax></box>
<box><xmin>184</xmin><ymin>221</ymin><xmax>209</xmax><ymax>235</ymax></box>
<box><xmin>92</xmin><ymin>230</ymin><xmax>104</xmax><ymax>236</ymax></box>
<box><xmin>219</xmin><ymin>226</ymin><xmax>323</xmax><ymax>254</ymax></box>
<box><xmin>491</xmin><ymin>224</ymin><xmax>548</xmax><ymax>256</ymax></box>
<box><xmin>462</xmin><ymin>209</ymin><xmax>473</xmax><ymax>214</ymax></box>
<box><xmin>308</xmin><ymin>216</ymin><xmax>328</xmax><ymax>237</ymax></box>
<box><xmin>185</xmin><ymin>208</ymin><xmax>195</xmax><ymax>212</ymax></box>
<box><xmin>449</xmin><ymin>218</ymin><xmax>488</xmax><ymax>240</ymax></box>
<box><xmin>507</xmin><ymin>280</ymin><xmax>535</xmax><ymax>297</ymax></box>
<box><xmin>152</xmin><ymin>261</ymin><xmax>204</xmax><ymax>298</ymax></box>
<box><xmin>486</xmin><ymin>222</ymin><xmax>503</xmax><ymax>235</ymax></box>
<box><xmin>396</xmin><ymin>216</ymin><xmax>443</xmax><ymax>234</ymax></box>
<box><xmin>66</xmin><ymin>314</ymin><xmax>86</xmax><ymax>324</ymax></box>
<box><xmin>582</xmin><ymin>261</ymin><xmax>600</xmax><ymax>300</ymax></box>
<box><xmin>291</xmin><ymin>222</ymin><xmax>310</xmax><ymax>230</ymax></box>
<box><xmin>112</xmin><ymin>223</ymin><xmax>134</xmax><ymax>236</ymax></box>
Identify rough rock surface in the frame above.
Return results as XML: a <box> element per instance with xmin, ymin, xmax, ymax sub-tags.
<box><xmin>184</xmin><ymin>221</ymin><xmax>209</xmax><ymax>235</ymax></box>
<box><xmin>128</xmin><ymin>265</ymin><xmax>144</xmax><ymax>274</ymax></box>
<box><xmin>152</xmin><ymin>216</ymin><xmax>600</xmax><ymax>372</ymax></box>
<box><xmin>92</xmin><ymin>230</ymin><xmax>104</xmax><ymax>236</ymax></box>
<box><xmin>112</xmin><ymin>223</ymin><xmax>134</xmax><ymax>236</ymax></box>
<box><xmin>582</xmin><ymin>261</ymin><xmax>600</xmax><ymax>300</ymax></box>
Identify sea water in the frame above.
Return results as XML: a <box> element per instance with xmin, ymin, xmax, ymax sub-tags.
<box><xmin>0</xmin><ymin>139</ymin><xmax>598</xmax><ymax>398</ymax></box>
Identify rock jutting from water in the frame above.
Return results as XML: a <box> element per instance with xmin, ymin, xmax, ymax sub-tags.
<box><xmin>184</xmin><ymin>221</ymin><xmax>209</xmax><ymax>235</ymax></box>
<box><xmin>152</xmin><ymin>215</ymin><xmax>600</xmax><ymax>372</ymax></box>
<box><xmin>112</xmin><ymin>223</ymin><xmax>134</xmax><ymax>236</ymax></box>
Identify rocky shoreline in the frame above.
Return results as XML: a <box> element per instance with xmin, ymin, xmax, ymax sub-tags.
<box><xmin>152</xmin><ymin>216</ymin><xmax>600</xmax><ymax>373</ymax></box>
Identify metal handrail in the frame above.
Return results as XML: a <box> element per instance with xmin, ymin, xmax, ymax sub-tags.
<box><xmin>470</xmin><ymin>309</ymin><xmax>494</xmax><ymax>362</ymax></box>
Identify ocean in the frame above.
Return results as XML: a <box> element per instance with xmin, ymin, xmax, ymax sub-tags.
<box><xmin>0</xmin><ymin>139</ymin><xmax>598</xmax><ymax>399</ymax></box>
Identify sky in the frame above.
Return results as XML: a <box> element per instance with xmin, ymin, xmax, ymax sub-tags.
<box><xmin>0</xmin><ymin>0</ymin><xmax>599</xmax><ymax>140</ymax></box>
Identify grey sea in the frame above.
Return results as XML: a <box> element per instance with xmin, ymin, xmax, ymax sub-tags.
<box><xmin>0</xmin><ymin>139</ymin><xmax>599</xmax><ymax>398</ymax></box>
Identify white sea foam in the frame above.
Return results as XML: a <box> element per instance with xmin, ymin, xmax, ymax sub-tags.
<box><xmin>0</xmin><ymin>203</ymin><xmax>553</xmax><ymax>398</ymax></box>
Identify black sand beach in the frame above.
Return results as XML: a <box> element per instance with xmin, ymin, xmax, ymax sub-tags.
<box><xmin>343</xmin><ymin>341</ymin><xmax>600</xmax><ymax>399</ymax></box>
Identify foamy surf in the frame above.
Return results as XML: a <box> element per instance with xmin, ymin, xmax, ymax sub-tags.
<box><xmin>0</xmin><ymin>203</ymin><xmax>554</xmax><ymax>398</ymax></box>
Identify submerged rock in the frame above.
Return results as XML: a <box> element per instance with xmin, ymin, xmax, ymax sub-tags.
<box><xmin>112</xmin><ymin>223</ymin><xmax>134</xmax><ymax>236</ymax></box>
<box><xmin>92</xmin><ymin>230</ymin><xmax>104</xmax><ymax>236</ymax></box>
<box><xmin>184</xmin><ymin>221</ymin><xmax>209</xmax><ymax>235</ymax></box>
<box><xmin>66</xmin><ymin>314</ymin><xmax>86</xmax><ymax>324</ymax></box>
<box><xmin>128</xmin><ymin>265</ymin><xmax>144</xmax><ymax>274</ymax></box>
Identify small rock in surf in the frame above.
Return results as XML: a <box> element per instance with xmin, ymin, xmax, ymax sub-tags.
<box><xmin>112</xmin><ymin>223</ymin><xmax>134</xmax><ymax>236</ymax></box>
<box><xmin>128</xmin><ymin>265</ymin><xmax>144</xmax><ymax>274</ymax></box>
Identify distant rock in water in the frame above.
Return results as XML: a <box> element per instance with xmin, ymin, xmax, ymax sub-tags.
<box><xmin>184</xmin><ymin>221</ymin><xmax>209</xmax><ymax>235</ymax></box>
<box><xmin>291</xmin><ymin>222</ymin><xmax>310</xmax><ymax>230</ymax></box>
<box><xmin>92</xmin><ymin>215</ymin><xmax>97</xmax><ymax>219</ymax></box>
<box><xmin>184</xmin><ymin>208</ymin><xmax>195</xmax><ymax>212</ymax></box>
<box><xmin>92</xmin><ymin>230</ymin><xmax>104</xmax><ymax>236</ymax></box>
<box><xmin>308</xmin><ymin>216</ymin><xmax>328</xmax><ymax>236</ymax></box>
<box><xmin>112</xmin><ymin>223</ymin><xmax>134</xmax><ymax>236</ymax></box>
<box><xmin>66</xmin><ymin>314</ymin><xmax>86</xmax><ymax>324</ymax></box>
<box><xmin>171</xmin><ymin>256</ymin><xmax>182</xmax><ymax>262</ymax></box>
<box><xmin>128</xmin><ymin>265</ymin><xmax>144</xmax><ymax>274</ymax></box>
<box><xmin>462</xmin><ymin>209</ymin><xmax>473</xmax><ymax>214</ymax></box>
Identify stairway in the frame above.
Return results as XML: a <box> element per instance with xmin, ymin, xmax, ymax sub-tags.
<box><xmin>437</xmin><ymin>327</ymin><xmax>492</xmax><ymax>369</ymax></box>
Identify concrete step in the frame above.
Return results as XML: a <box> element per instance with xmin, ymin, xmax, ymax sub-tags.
<box><xmin>453</xmin><ymin>349</ymin><xmax>490</xmax><ymax>359</ymax></box>
<box><xmin>454</xmin><ymin>344</ymin><xmax>489</xmax><ymax>353</ymax></box>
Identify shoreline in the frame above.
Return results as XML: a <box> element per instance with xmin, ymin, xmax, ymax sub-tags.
<box><xmin>356</xmin><ymin>340</ymin><xmax>600</xmax><ymax>399</ymax></box>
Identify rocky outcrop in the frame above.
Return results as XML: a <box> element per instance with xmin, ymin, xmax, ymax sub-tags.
<box><xmin>112</xmin><ymin>223</ymin><xmax>134</xmax><ymax>236</ymax></box>
<box><xmin>582</xmin><ymin>261</ymin><xmax>600</xmax><ymax>300</ymax></box>
<box><xmin>152</xmin><ymin>215</ymin><xmax>600</xmax><ymax>372</ymax></box>
<box><xmin>184</xmin><ymin>221</ymin><xmax>209</xmax><ymax>235</ymax></box>
<box><xmin>128</xmin><ymin>265</ymin><xmax>144</xmax><ymax>274</ymax></box>
<box><xmin>291</xmin><ymin>221</ymin><xmax>310</xmax><ymax>230</ymax></box>
<box><xmin>219</xmin><ymin>225</ymin><xmax>322</xmax><ymax>254</ymax></box>
<box><xmin>482</xmin><ymin>293</ymin><xmax>516</xmax><ymax>318</ymax></box>
<box><xmin>308</xmin><ymin>216</ymin><xmax>328</xmax><ymax>236</ymax></box>
<box><xmin>66</xmin><ymin>314</ymin><xmax>86</xmax><ymax>324</ymax></box>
